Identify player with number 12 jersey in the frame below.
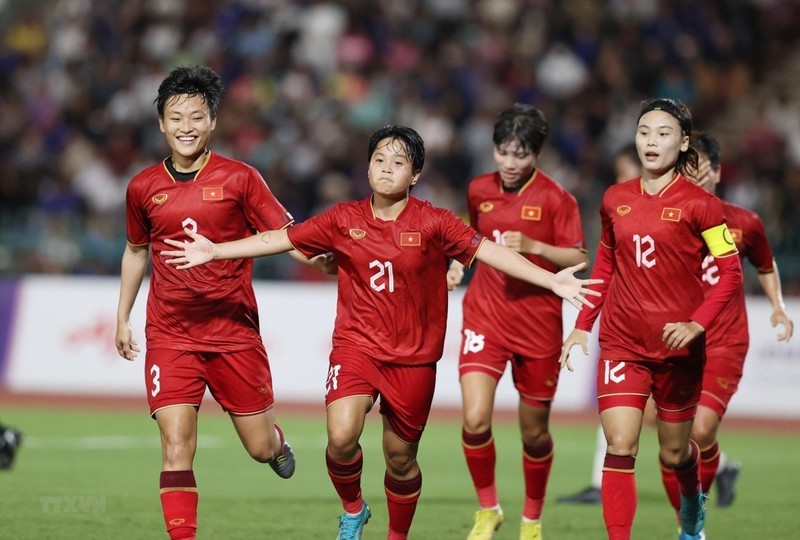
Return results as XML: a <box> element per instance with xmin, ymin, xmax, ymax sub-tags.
<box><xmin>584</xmin><ymin>175</ymin><xmax>736</xmax><ymax>362</ymax></box>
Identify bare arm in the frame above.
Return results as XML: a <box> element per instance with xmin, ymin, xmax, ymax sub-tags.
<box><xmin>115</xmin><ymin>243</ymin><xmax>149</xmax><ymax>361</ymax></box>
<box><xmin>475</xmin><ymin>240</ymin><xmax>601</xmax><ymax>310</ymax></box>
<box><xmin>162</xmin><ymin>228</ymin><xmax>293</xmax><ymax>269</ymax></box>
<box><xmin>503</xmin><ymin>231</ymin><xmax>588</xmax><ymax>268</ymax></box>
<box><xmin>758</xmin><ymin>260</ymin><xmax>794</xmax><ymax>341</ymax></box>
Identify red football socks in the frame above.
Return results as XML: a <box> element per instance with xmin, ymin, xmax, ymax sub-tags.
<box><xmin>160</xmin><ymin>470</ymin><xmax>198</xmax><ymax>540</ymax></box>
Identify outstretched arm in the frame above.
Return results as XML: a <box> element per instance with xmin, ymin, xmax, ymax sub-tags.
<box><xmin>758</xmin><ymin>260</ymin><xmax>794</xmax><ymax>341</ymax></box>
<box><xmin>475</xmin><ymin>240</ymin><xmax>602</xmax><ymax>310</ymax></box>
<box><xmin>162</xmin><ymin>227</ymin><xmax>293</xmax><ymax>269</ymax></box>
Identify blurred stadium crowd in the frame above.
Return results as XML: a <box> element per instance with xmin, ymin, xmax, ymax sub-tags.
<box><xmin>1</xmin><ymin>0</ymin><xmax>799</xmax><ymax>292</ymax></box>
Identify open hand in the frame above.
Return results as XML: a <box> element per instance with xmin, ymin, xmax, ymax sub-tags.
<box><xmin>551</xmin><ymin>262</ymin><xmax>603</xmax><ymax>310</ymax></box>
<box><xmin>162</xmin><ymin>228</ymin><xmax>216</xmax><ymax>269</ymax></box>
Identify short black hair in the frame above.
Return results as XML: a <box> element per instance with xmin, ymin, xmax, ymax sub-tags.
<box><xmin>155</xmin><ymin>65</ymin><xmax>225</xmax><ymax>117</ymax></box>
<box><xmin>367</xmin><ymin>125</ymin><xmax>425</xmax><ymax>174</ymax></box>
<box><xmin>492</xmin><ymin>103</ymin><xmax>549</xmax><ymax>155</ymax></box>
<box><xmin>694</xmin><ymin>131</ymin><xmax>722</xmax><ymax>170</ymax></box>
<box><xmin>638</xmin><ymin>98</ymin><xmax>698</xmax><ymax>177</ymax></box>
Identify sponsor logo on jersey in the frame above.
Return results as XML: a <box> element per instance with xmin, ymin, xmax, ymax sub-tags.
<box><xmin>479</xmin><ymin>201</ymin><xmax>494</xmax><ymax>213</ymax></box>
<box><xmin>349</xmin><ymin>228</ymin><xmax>366</xmax><ymax>239</ymax></box>
<box><xmin>716</xmin><ymin>377</ymin><xmax>729</xmax><ymax>390</ymax></box>
<box><xmin>203</xmin><ymin>187</ymin><xmax>224</xmax><ymax>201</ymax></box>
<box><xmin>661</xmin><ymin>207</ymin><xmax>682</xmax><ymax>222</ymax></box>
<box><xmin>521</xmin><ymin>206</ymin><xmax>541</xmax><ymax>221</ymax></box>
<box><xmin>152</xmin><ymin>194</ymin><xmax>168</xmax><ymax>204</ymax></box>
<box><xmin>729</xmin><ymin>228</ymin><xmax>742</xmax><ymax>243</ymax></box>
<box><xmin>400</xmin><ymin>231</ymin><xmax>421</xmax><ymax>246</ymax></box>
<box><xmin>616</xmin><ymin>205</ymin><xmax>631</xmax><ymax>216</ymax></box>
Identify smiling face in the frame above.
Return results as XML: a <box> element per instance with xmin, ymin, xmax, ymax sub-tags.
<box><xmin>367</xmin><ymin>137</ymin><xmax>420</xmax><ymax>200</ymax></box>
<box><xmin>493</xmin><ymin>140</ymin><xmax>537</xmax><ymax>188</ymax></box>
<box><xmin>635</xmin><ymin>110</ymin><xmax>689</xmax><ymax>179</ymax></box>
<box><xmin>158</xmin><ymin>93</ymin><xmax>216</xmax><ymax>171</ymax></box>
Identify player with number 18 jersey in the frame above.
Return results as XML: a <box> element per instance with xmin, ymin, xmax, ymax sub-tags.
<box><xmin>462</xmin><ymin>170</ymin><xmax>585</xmax><ymax>361</ymax></box>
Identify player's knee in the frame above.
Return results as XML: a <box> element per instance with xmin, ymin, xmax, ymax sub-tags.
<box><xmin>658</xmin><ymin>445</ymin><xmax>689</xmax><ymax>468</ymax></box>
<box><xmin>520</xmin><ymin>424</ymin><xmax>549</xmax><ymax>447</ymax></box>
<box><xmin>691</xmin><ymin>421</ymin><xmax>717</xmax><ymax>448</ymax></box>
<box><xmin>462</xmin><ymin>412</ymin><xmax>491</xmax><ymax>434</ymax></box>
<box><xmin>385</xmin><ymin>452</ymin><xmax>415</xmax><ymax>477</ymax></box>
<box><xmin>605</xmin><ymin>433</ymin><xmax>638</xmax><ymax>457</ymax></box>
<box><xmin>326</xmin><ymin>430</ymin><xmax>360</xmax><ymax>459</ymax></box>
<box><xmin>161</xmin><ymin>437</ymin><xmax>196</xmax><ymax>467</ymax></box>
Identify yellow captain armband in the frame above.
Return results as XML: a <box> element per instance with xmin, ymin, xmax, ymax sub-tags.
<box><xmin>701</xmin><ymin>223</ymin><xmax>738</xmax><ymax>257</ymax></box>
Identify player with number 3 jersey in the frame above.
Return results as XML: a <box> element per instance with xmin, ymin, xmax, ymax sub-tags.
<box><xmin>560</xmin><ymin>99</ymin><xmax>743</xmax><ymax>540</ymax></box>
<box><xmin>115</xmin><ymin>65</ymin><xmax>332</xmax><ymax>540</ymax></box>
<box><xmin>162</xmin><ymin>125</ymin><xmax>602</xmax><ymax>540</ymax></box>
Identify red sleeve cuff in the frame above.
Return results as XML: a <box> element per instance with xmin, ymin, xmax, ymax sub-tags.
<box><xmin>690</xmin><ymin>254</ymin><xmax>743</xmax><ymax>329</ymax></box>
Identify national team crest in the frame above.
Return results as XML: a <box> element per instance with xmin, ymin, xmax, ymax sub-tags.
<box><xmin>521</xmin><ymin>206</ymin><xmax>541</xmax><ymax>221</ymax></box>
<box><xmin>152</xmin><ymin>194</ymin><xmax>168</xmax><ymax>205</ymax></box>
<box><xmin>479</xmin><ymin>201</ymin><xmax>494</xmax><ymax>213</ymax></box>
<box><xmin>616</xmin><ymin>205</ymin><xmax>631</xmax><ymax>216</ymax></box>
<box><xmin>400</xmin><ymin>231</ymin><xmax>421</xmax><ymax>246</ymax></box>
<box><xmin>729</xmin><ymin>228</ymin><xmax>742</xmax><ymax>243</ymax></box>
<box><xmin>203</xmin><ymin>187</ymin><xmax>224</xmax><ymax>201</ymax></box>
<box><xmin>661</xmin><ymin>207</ymin><xmax>682</xmax><ymax>222</ymax></box>
<box><xmin>349</xmin><ymin>229</ymin><xmax>366</xmax><ymax>239</ymax></box>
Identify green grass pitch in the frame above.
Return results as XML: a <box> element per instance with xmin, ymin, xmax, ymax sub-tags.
<box><xmin>1</xmin><ymin>404</ymin><xmax>798</xmax><ymax>539</ymax></box>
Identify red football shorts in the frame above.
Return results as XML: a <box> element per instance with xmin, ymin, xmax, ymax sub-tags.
<box><xmin>145</xmin><ymin>346</ymin><xmax>274</xmax><ymax>417</ymax></box>
<box><xmin>459</xmin><ymin>328</ymin><xmax>560</xmax><ymax>408</ymax></box>
<box><xmin>325</xmin><ymin>347</ymin><xmax>436</xmax><ymax>444</ymax></box>
<box><xmin>596</xmin><ymin>356</ymin><xmax>704</xmax><ymax>423</ymax></box>
<box><xmin>699</xmin><ymin>344</ymin><xmax>746</xmax><ymax>417</ymax></box>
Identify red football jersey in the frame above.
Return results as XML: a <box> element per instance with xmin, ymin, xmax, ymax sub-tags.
<box><xmin>461</xmin><ymin>171</ymin><xmax>585</xmax><ymax>356</ymax></box>
<box><xmin>287</xmin><ymin>196</ymin><xmax>484</xmax><ymax>364</ymax></box>
<box><xmin>126</xmin><ymin>152</ymin><xmax>293</xmax><ymax>351</ymax></box>
<box><xmin>700</xmin><ymin>201</ymin><xmax>774</xmax><ymax>349</ymax></box>
<box><xmin>584</xmin><ymin>175</ymin><xmax>729</xmax><ymax>361</ymax></box>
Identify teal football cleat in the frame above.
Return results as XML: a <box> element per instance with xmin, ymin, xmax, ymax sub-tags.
<box><xmin>679</xmin><ymin>491</ymin><xmax>708</xmax><ymax>536</ymax></box>
<box><xmin>336</xmin><ymin>501</ymin><xmax>371</xmax><ymax>540</ymax></box>
<box><xmin>678</xmin><ymin>526</ymin><xmax>706</xmax><ymax>539</ymax></box>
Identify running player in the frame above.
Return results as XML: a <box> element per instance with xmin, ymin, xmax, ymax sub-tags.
<box><xmin>162</xmin><ymin>125</ymin><xmax>602</xmax><ymax>540</ymax></box>
<box><xmin>446</xmin><ymin>104</ymin><xmax>587</xmax><ymax>540</ymax></box>
<box><xmin>560</xmin><ymin>99</ymin><xmax>743</xmax><ymax>540</ymax></box>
